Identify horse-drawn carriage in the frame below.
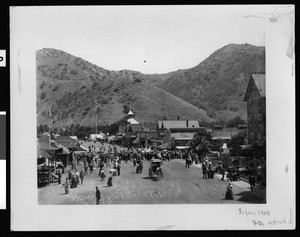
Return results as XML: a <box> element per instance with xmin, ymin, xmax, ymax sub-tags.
<box><xmin>149</xmin><ymin>159</ymin><xmax>163</xmax><ymax>180</ymax></box>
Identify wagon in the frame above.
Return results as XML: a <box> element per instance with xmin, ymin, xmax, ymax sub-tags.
<box><xmin>149</xmin><ymin>158</ymin><xmax>163</xmax><ymax>180</ymax></box>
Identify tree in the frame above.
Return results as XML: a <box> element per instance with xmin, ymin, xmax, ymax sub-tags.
<box><xmin>226</xmin><ymin>116</ymin><xmax>246</xmax><ymax>127</ymax></box>
<box><xmin>227</xmin><ymin>134</ymin><xmax>246</xmax><ymax>158</ymax></box>
<box><xmin>191</xmin><ymin>130</ymin><xmax>212</xmax><ymax>160</ymax></box>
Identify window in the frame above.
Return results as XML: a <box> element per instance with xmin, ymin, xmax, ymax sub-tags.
<box><xmin>248</xmin><ymin>115</ymin><xmax>252</xmax><ymax>126</ymax></box>
<box><xmin>258</xmin><ymin>133</ymin><xmax>261</xmax><ymax>140</ymax></box>
<box><xmin>254</xmin><ymin>115</ymin><xmax>257</xmax><ymax>126</ymax></box>
<box><xmin>250</xmin><ymin>133</ymin><xmax>254</xmax><ymax>140</ymax></box>
<box><xmin>258</xmin><ymin>114</ymin><xmax>262</xmax><ymax>126</ymax></box>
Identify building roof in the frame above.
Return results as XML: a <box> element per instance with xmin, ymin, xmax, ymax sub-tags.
<box><xmin>212</xmin><ymin>131</ymin><xmax>238</xmax><ymax>140</ymax></box>
<box><xmin>252</xmin><ymin>74</ymin><xmax>266</xmax><ymax>97</ymax></box>
<box><xmin>171</xmin><ymin>133</ymin><xmax>195</xmax><ymax>140</ymax></box>
<box><xmin>158</xmin><ymin>120</ymin><xmax>200</xmax><ymax>129</ymax></box>
<box><xmin>157</xmin><ymin>121</ymin><xmax>163</xmax><ymax>129</ymax></box>
<box><xmin>127</xmin><ymin>118</ymin><xmax>139</xmax><ymax>124</ymax></box>
<box><xmin>237</xmin><ymin>124</ymin><xmax>248</xmax><ymax>129</ymax></box>
<box><xmin>90</xmin><ymin>133</ymin><xmax>107</xmax><ymax>140</ymax></box>
<box><xmin>244</xmin><ymin>73</ymin><xmax>266</xmax><ymax>101</ymax></box>
<box><xmin>37</xmin><ymin>147</ymin><xmax>52</xmax><ymax>158</ymax></box>
<box><xmin>143</xmin><ymin>123</ymin><xmax>157</xmax><ymax>131</ymax></box>
<box><xmin>37</xmin><ymin>137</ymin><xmax>57</xmax><ymax>150</ymax></box>
<box><xmin>54</xmin><ymin>136</ymin><xmax>78</xmax><ymax>149</ymax></box>
<box><xmin>69</xmin><ymin>136</ymin><xmax>78</xmax><ymax>141</ymax></box>
<box><xmin>127</xmin><ymin>110</ymin><xmax>134</xmax><ymax>115</ymax></box>
<box><xmin>222</xmin><ymin>127</ymin><xmax>239</xmax><ymax>133</ymax></box>
<box><xmin>128</xmin><ymin>124</ymin><xmax>143</xmax><ymax>133</ymax></box>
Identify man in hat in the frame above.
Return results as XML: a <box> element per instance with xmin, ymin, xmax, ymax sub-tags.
<box><xmin>249</xmin><ymin>174</ymin><xmax>256</xmax><ymax>191</ymax></box>
<box><xmin>79</xmin><ymin>169</ymin><xmax>84</xmax><ymax>184</ymax></box>
<box><xmin>95</xmin><ymin>186</ymin><xmax>101</xmax><ymax>205</ymax></box>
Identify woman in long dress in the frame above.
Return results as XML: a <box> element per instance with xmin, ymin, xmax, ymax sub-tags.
<box><xmin>225</xmin><ymin>182</ymin><xmax>234</xmax><ymax>200</ymax></box>
<box><xmin>107</xmin><ymin>175</ymin><xmax>113</xmax><ymax>187</ymax></box>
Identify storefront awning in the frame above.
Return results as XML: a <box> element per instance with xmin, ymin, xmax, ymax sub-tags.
<box><xmin>132</xmin><ymin>137</ymin><xmax>140</xmax><ymax>144</ymax></box>
<box><xmin>175</xmin><ymin>146</ymin><xmax>190</xmax><ymax>150</ymax></box>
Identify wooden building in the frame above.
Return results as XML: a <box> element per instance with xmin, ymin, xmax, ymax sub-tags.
<box><xmin>243</xmin><ymin>73</ymin><xmax>266</xmax><ymax>144</ymax></box>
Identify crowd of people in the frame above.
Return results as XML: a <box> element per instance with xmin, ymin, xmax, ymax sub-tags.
<box><xmin>58</xmin><ymin>142</ymin><xmax>263</xmax><ymax>203</ymax></box>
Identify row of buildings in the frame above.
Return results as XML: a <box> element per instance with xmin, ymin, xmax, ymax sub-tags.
<box><xmin>116</xmin><ymin>73</ymin><xmax>266</xmax><ymax>150</ymax></box>
<box><xmin>37</xmin><ymin>73</ymin><xmax>266</xmax><ymax>165</ymax></box>
<box><xmin>37</xmin><ymin>134</ymin><xmax>86</xmax><ymax>168</ymax></box>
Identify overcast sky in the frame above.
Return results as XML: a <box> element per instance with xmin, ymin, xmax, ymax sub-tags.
<box><xmin>11</xmin><ymin>5</ymin><xmax>288</xmax><ymax>74</ymax></box>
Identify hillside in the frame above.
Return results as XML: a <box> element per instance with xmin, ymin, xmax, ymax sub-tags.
<box><xmin>36</xmin><ymin>48</ymin><xmax>213</xmax><ymax>128</ymax></box>
<box><xmin>36</xmin><ymin>44</ymin><xmax>265</xmax><ymax>128</ymax></box>
<box><xmin>144</xmin><ymin>43</ymin><xmax>265</xmax><ymax>121</ymax></box>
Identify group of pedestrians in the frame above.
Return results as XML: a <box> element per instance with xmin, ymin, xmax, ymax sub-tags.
<box><xmin>202</xmin><ymin>160</ymin><xmax>214</xmax><ymax>179</ymax></box>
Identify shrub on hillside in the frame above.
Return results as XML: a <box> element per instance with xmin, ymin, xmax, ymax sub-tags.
<box><xmin>40</xmin><ymin>92</ymin><xmax>46</xmax><ymax>100</ymax></box>
<box><xmin>52</xmin><ymin>85</ymin><xmax>60</xmax><ymax>92</ymax></box>
<box><xmin>39</xmin><ymin>81</ymin><xmax>45</xmax><ymax>89</ymax></box>
<box><xmin>133</xmin><ymin>78</ymin><xmax>142</xmax><ymax>83</ymax></box>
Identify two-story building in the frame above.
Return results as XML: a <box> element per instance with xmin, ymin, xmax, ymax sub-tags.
<box><xmin>157</xmin><ymin>120</ymin><xmax>206</xmax><ymax>149</ymax></box>
<box><xmin>243</xmin><ymin>73</ymin><xmax>266</xmax><ymax>144</ymax></box>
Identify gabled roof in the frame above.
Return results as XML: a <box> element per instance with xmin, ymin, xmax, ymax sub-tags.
<box><xmin>127</xmin><ymin>118</ymin><xmax>139</xmax><ymax>124</ymax></box>
<box><xmin>244</xmin><ymin>74</ymin><xmax>266</xmax><ymax>101</ymax></box>
<box><xmin>158</xmin><ymin>120</ymin><xmax>200</xmax><ymax>129</ymax></box>
<box><xmin>127</xmin><ymin>110</ymin><xmax>134</xmax><ymax>115</ymax></box>
<box><xmin>54</xmin><ymin>136</ymin><xmax>78</xmax><ymax>149</ymax></box>
<box><xmin>37</xmin><ymin>147</ymin><xmax>51</xmax><ymax>158</ymax></box>
<box><xmin>252</xmin><ymin>74</ymin><xmax>266</xmax><ymax>97</ymax></box>
<box><xmin>157</xmin><ymin>121</ymin><xmax>163</xmax><ymax>129</ymax></box>
<box><xmin>37</xmin><ymin>137</ymin><xmax>57</xmax><ymax>150</ymax></box>
<box><xmin>128</xmin><ymin>124</ymin><xmax>143</xmax><ymax>133</ymax></box>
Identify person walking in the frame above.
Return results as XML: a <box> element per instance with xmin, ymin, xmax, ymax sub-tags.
<box><xmin>100</xmin><ymin>169</ymin><xmax>106</xmax><ymax>181</ymax></box>
<box><xmin>79</xmin><ymin>169</ymin><xmax>84</xmax><ymax>184</ymax></box>
<box><xmin>249</xmin><ymin>174</ymin><xmax>256</xmax><ymax>191</ymax></box>
<box><xmin>133</xmin><ymin>157</ymin><xmax>136</xmax><ymax>167</ymax></box>
<box><xmin>225</xmin><ymin>182</ymin><xmax>234</xmax><ymax>200</ymax></box>
<box><xmin>117</xmin><ymin>162</ymin><xmax>121</xmax><ymax>176</ymax></box>
<box><xmin>107</xmin><ymin>174</ymin><xmax>113</xmax><ymax>187</ymax></box>
<box><xmin>202</xmin><ymin>163</ymin><xmax>208</xmax><ymax>179</ymax></box>
<box><xmin>75</xmin><ymin>170</ymin><xmax>80</xmax><ymax>185</ymax></box>
<box><xmin>89</xmin><ymin>162</ymin><xmax>94</xmax><ymax>174</ymax></box>
<box><xmin>95</xmin><ymin>186</ymin><xmax>101</xmax><ymax>205</ymax></box>
<box><xmin>84</xmin><ymin>161</ymin><xmax>89</xmax><ymax>176</ymax></box>
<box><xmin>68</xmin><ymin>170</ymin><xmax>72</xmax><ymax>180</ymax></box>
<box><xmin>220</xmin><ymin>165</ymin><xmax>225</xmax><ymax>181</ymax></box>
<box><xmin>57</xmin><ymin>170</ymin><xmax>62</xmax><ymax>184</ymax></box>
<box><xmin>63</xmin><ymin>178</ymin><xmax>70</xmax><ymax>194</ymax></box>
<box><xmin>257</xmin><ymin>171</ymin><xmax>263</xmax><ymax>187</ymax></box>
<box><xmin>70</xmin><ymin>173</ymin><xmax>77</xmax><ymax>188</ymax></box>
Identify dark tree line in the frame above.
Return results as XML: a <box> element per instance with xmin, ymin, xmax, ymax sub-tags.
<box><xmin>37</xmin><ymin>119</ymin><xmax>124</xmax><ymax>139</ymax></box>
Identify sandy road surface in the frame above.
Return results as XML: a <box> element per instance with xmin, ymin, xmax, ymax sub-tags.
<box><xmin>38</xmin><ymin>157</ymin><xmax>265</xmax><ymax>205</ymax></box>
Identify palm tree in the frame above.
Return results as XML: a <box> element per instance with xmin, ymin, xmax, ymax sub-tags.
<box><xmin>191</xmin><ymin>130</ymin><xmax>212</xmax><ymax>162</ymax></box>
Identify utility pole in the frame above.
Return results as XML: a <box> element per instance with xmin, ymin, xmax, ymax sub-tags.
<box><xmin>95</xmin><ymin>100</ymin><xmax>97</xmax><ymax>134</ymax></box>
<box><xmin>48</xmin><ymin>109</ymin><xmax>51</xmax><ymax>149</ymax></box>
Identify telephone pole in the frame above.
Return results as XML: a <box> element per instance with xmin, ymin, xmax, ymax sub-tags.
<box><xmin>95</xmin><ymin>100</ymin><xmax>97</xmax><ymax>134</ymax></box>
